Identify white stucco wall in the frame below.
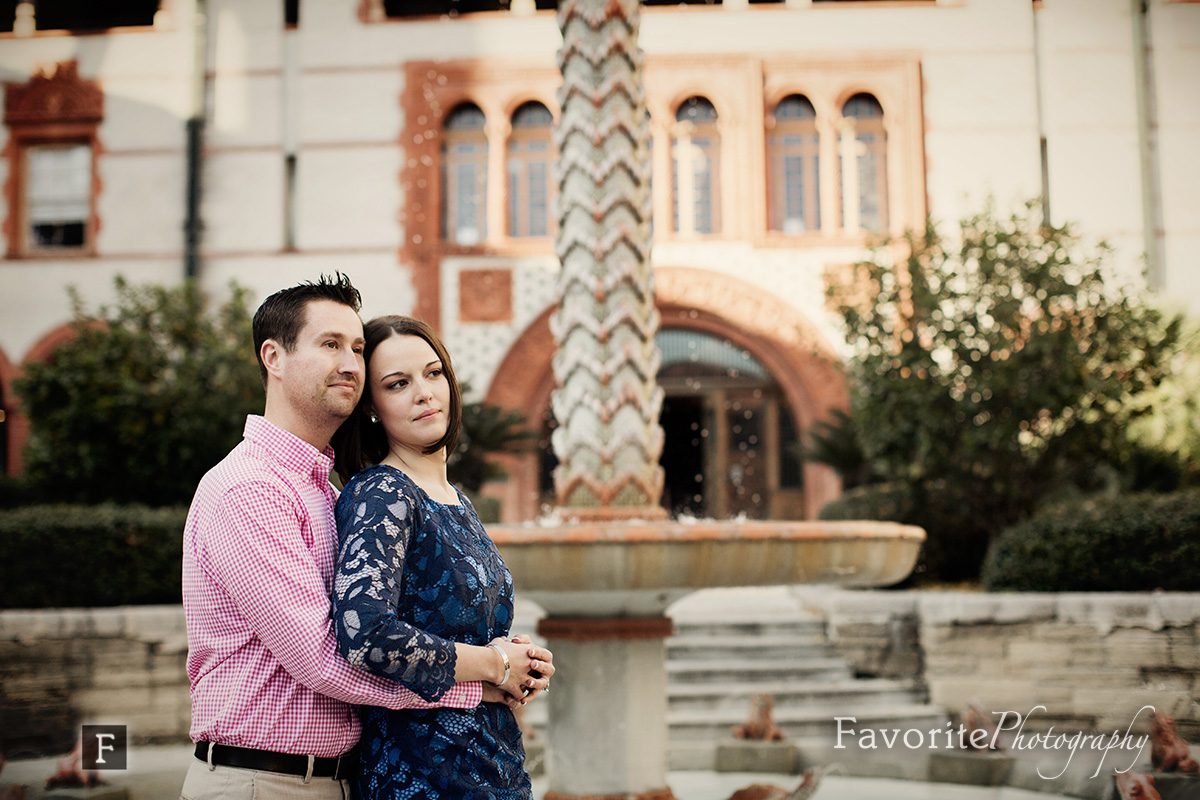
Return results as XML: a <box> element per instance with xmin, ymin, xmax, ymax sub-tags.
<box><xmin>1</xmin><ymin>0</ymin><xmax>1197</xmax><ymax>414</ymax></box>
<box><xmin>1149</xmin><ymin>0</ymin><xmax>1200</xmax><ymax>314</ymax></box>
<box><xmin>0</xmin><ymin>10</ymin><xmax>198</xmax><ymax>363</ymax></box>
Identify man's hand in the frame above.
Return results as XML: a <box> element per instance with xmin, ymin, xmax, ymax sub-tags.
<box><xmin>478</xmin><ymin>632</ymin><xmax>553</xmax><ymax>708</ymax></box>
<box><xmin>481</xmin><ymin>682</ymin><xmax>523</xmax><ymax>710</ymax></box>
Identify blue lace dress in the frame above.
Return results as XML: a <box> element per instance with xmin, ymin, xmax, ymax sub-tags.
<box><xmin>332</xmin><ymin>464</ymin><xmax>531</xmax><ymax>800</ymax></box>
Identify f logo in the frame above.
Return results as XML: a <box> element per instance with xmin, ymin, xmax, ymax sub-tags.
<box><xmin>81</xmin><ymin>725</ymin><xmax>127</xmax><ymax>770</ymax></box>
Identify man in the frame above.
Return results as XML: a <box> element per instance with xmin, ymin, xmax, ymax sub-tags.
<box><xmin>180</xmin><ymin>275</ymin><xmax>482</xmax><ymax>797</ymax></box>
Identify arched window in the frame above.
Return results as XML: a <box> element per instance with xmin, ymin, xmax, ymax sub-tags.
<box><xmin>507</xmin><ymin>101</ymin><xmax>554</xmax><ymax>238</ymax></box>
<box><xmin>768</xmin><ymin>94</ymin><xmax>820</xmax><ymax>235</ymax></box>
<box><xmin>382</xmin><ymin>0</ymin><xmax>556</xmax><ymax>16</ymax></box>
<box><xmin>672</xmin><ymin>96</ymin><xmax>721</xmax><ymax>235</ymax></box>
<box><xmin>839</xmin><ymin>92</ymin><xmax>888</xmax><ymax>233</ymax></box>
<box><xmin>441</xmin><ymin>102</ymin><xmax>488</xmax><ymax>246</ymax></box>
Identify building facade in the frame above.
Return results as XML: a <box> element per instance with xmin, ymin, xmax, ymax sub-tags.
<box><xmin>1</xmin><ymin>0</ymin><xmax>1196</xmax><ymax>520</ymax></box>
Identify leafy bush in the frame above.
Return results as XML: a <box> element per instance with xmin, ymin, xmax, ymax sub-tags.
<box><xmin>818</xmin><ymin>482</ymin><xmax>913</xmax><ymax>523</ymax></box>
<box><xmin>1127</xmin><ymin>319</ymin><xmax>1200</xmax><ymax>488</ymax></box>
<box><xmin>448</xmin><ymin>391</ymin><xmax>536</xmax><ymax>495</ymax></box>
<box><xmin>16</xmin><ymin>278</ymin><xmax>262</xmax><ymax>506</ymax></box>
<box><xmin>820</xmin><ymin>200</ymin><xmax>1182</xmax><ymax>581</ymax></box>
<box><xmin>819</xmin><ymin>481</ymin><xmax>987</xmax><ymax>584</ymax></box>
<box><xmin>0</xmin><ymin>505</ymin><xmax>186</xmax><ymax>609</ymax></box>
<box><xmin>803</xmin><ymin>409</ymin><xmax>875</xmax><ymax>490</ymax></box>
<box><xmin>982</xmin><ymin>490</ymin><xmax>1200</xmax><ymax>591</ymax></box>
<box><xmin>0</xmin><ymin>475</ymin><xmax>43</xmax><ymax>509</ymax></box>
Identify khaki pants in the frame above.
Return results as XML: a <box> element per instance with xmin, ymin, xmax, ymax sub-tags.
<box><xmin>179</xmin><ymin>759</ymin><xmax>349</xmax><ymax>800</ymax></box>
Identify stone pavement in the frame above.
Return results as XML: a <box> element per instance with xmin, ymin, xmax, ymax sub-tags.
<box><xmin>0</xmin><ymin>744</ymin><xmax>1078</xmax><ymax>800</ymax></box>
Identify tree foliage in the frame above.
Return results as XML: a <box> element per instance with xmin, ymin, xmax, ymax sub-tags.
<box><xmin>448</xmin><ymin>392</ymin><xmax>537</xmax><ymax>495</ymax></box>
<box><xmin>16</xmin><ymin>278</ymin><xmax>263</xmax><ymax>506</ymax></box>
<box><xmin>802</xmin><ymin>408</ymin><xmax>874</xmax><ymax>490</ymax></box>
<box><xmin>1125</xmin><ymin>318</ymin><xmax>1200</xmax><ymax>486</ymax></box>
<box><xmin>824</xmin><ymin>201</ymin><xmax>1182</xmax><ymax>579</ymax></box>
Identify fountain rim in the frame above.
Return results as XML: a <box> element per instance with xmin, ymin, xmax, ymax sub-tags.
<box><xmin>488</xmin><ymin>518</ymin><xmax>926</xmax><ymax>545</ymax></box>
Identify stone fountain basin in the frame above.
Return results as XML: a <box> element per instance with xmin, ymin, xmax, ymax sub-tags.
<box><xmin>490</xmin><ymin>519</ymin><xmax>925</xmax><ymax>617</ymax></box>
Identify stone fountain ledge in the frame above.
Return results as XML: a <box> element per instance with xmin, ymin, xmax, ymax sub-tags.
<box><xmin>490</xmin><ymin>519</ymin><xmax>926</xmax><ymax>618</ymax></box>
<box><xmin>492</xmin><ymin>518</ymin><xmax>927</xmax><ymax>542</ymax></box>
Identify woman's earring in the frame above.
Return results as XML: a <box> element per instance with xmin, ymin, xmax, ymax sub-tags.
<box><xmin>369</xmin><ymin>413</ymin><xmax>379</xmax><ymax>424</ymax></box>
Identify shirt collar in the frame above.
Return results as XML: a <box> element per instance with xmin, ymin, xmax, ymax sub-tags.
<box><xmin>243</xmin><ymin>415</ymin><xmax>336</xmax><ymax>485</ymax></box>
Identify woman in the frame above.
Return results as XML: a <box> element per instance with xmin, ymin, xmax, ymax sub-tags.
<box><xmin>331</xmin><ymin>315</ymin><xmax>552</xmax><ymax>799</ymax></box>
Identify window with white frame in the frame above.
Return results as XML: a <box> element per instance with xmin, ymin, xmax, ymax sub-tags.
<box><xmin>839</xmin><ymin>92</ymin><xmax>888</xmax><ymax>233</ymax></box>
<box><xmin>768</xmin><ymin>94</ymin><xmax>820</xmax><ymax>235</ymax></box>
<box><xmin>672</xmin><ymin>96</ymin><xmax>721</xmax><ymax>235</ymax></box>
<box><xmin>441</xmin><ymin>102</ymin><xmax>489</xmax><ymax>246</ymax></box>
<box><xmin>4</xmin><ymin>61</ymin><xmax>103</xmax><ymax>258</ymax></box>
<box><xmin>24</xmin><ymin>142</ymin><xmax>92</xmax><ymax>250</ymax></box>
<box><xmin>507</xmin><ymin>101</ymin><xmax>554</xmax><ymax>238</ymax></box>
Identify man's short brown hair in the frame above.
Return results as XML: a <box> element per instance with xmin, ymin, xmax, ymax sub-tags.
<box><xmin>251</xmin><ymin>273</ymin><xmax>362</xmax><ymax>387</ymax></box>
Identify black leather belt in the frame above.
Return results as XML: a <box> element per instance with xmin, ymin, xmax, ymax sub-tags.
<box><xmin>194</xmin><ymin>742</ymin><xmax>357</xmax><ymax>780</ymax></box>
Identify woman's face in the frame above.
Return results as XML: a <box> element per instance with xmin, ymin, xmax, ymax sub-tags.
<box><xmin>368</xmin><ymin>333</ymin><xmax>451</xmax><ymax>457</ymax></box>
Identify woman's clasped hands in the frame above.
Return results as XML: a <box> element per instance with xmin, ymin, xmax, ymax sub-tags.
<box><xmin>480</xmin><ymin>634</ymin><xmax>554</xmax><ymax>710</ymax></box>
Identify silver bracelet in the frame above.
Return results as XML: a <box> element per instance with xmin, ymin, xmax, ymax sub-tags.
<box><xmin>487</xmin><ymin>642</ymin><xmax>510</xmax><ymax>685</ymax></box>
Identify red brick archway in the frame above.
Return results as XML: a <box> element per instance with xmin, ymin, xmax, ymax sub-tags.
<box><xmin>2</xmin><ymin>323</ymin><xmax>80</xmax><ymax>476</ymax></box>
<box><xmin>0</xmin><ymin>346</ymin><xmax>18</xmax><ymax>477</ymax></box>
<box><xmin>484</xmin><ymin>266</ymin><xmax>847</xmax><ymax>522</ymax></box>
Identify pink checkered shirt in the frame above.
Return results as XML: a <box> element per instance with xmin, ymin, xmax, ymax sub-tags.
<box><xmin>183</xmin><ymin>415</ymin><xmax>481</xmax><ymax>757</ymax></box>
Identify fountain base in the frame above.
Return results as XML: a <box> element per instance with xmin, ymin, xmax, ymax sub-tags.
<box><xmin>539</xmin><ymin>617</ymin><xmax>675</xmax><ymax>797</ymax></box>
<box><xmin>491</xmin><ymin>518</ymin><xmax>924</xmax><ymax>797</ymax></box>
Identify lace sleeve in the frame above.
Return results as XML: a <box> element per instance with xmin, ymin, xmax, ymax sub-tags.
<box><xmin>333</xmin><ymin>470</ymin><xmax>458</xmax><ymax>702</ymax></box>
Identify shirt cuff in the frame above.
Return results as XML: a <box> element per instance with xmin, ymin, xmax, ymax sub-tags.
<box><xmin>441</xmin><ymin>680</ymin><xmax>483</xmax><ymax>708</ymax></box>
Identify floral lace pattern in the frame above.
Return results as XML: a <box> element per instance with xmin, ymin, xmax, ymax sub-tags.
<box><xmin>334</xmin><ymin>464</ymin><xmax>530</xmax><ymax>799</ymax></box>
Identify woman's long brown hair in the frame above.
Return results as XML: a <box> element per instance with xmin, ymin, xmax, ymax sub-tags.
<box><xmin>331</xmin><ymin>316</ymin><xmax>463</xmax><ymax>485</ymax></box>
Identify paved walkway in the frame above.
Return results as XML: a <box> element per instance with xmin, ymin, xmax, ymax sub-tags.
<box><xmin>0</xmin><ymin>744</ymin><xmax>1080</xmax><ymax>800</ymax></box>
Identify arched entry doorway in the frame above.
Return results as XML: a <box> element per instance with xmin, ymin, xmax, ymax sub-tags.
<box><xmin>534</xmin><ymin>328</ymin><xmax>810</xmax><ymax>520</ymax></box>
<box><xmin>655</xmin><ymin>328</ymin><xmax>804</xmax><ymax>519</ymax></box>
<box><xmin>484</xmin><ymin>267</ymin><xmax>847</xmax><ymax>523</ymax></box>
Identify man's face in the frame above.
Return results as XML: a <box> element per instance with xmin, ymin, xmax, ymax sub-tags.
<box><xmin>274</xmin><ymin>299</ymin><xmax>365</xmax><ymax>425</ymax></box>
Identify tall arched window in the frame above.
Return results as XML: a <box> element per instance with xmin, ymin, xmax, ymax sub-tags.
<box><xmin>672</xmin><ymin>96</ymin><xmax>721</xmax><ymax>235</ymax></box>
<box><xmin>839</xmin><ymin>92</ymin><xmax>888</xmax><ymax>233</ymax></box>
<box><xmin>441</xmin><ymin>102</ymin><xmax>488</xmax><ymax>246</ymax></box>
<box><xmin>507</xmin><ymin>101</ymin><xmax>554</xmax><ymax>238</ymax></box>
<box><xmin>768</xmin><ymin>94</ymin><xmax>820</xmax><ymax>235</ymax></box>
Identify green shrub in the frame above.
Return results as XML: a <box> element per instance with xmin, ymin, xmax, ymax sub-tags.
<box><xmin>819</xmin><ymin>482</ymin><xmax>914</xmax><ymax>523</ymax></box>
<box><xmin>0</xmin><ymin>505</ymin><xmax>186</xmax><ymax>609</ymax></box>
<box><xmin>16</xmin><ymin>279</ymin><xmax>262</xmax><ymax>506</ymax></box>
<box><xmin>0</xmin><ymin>475</ymin><xmax>44</xmax><ymax>509</ymax></box>
<box><xmin>819</xmin><ymin>481</ymin><xmax>989</xmax><ymax>584</ymax></box>
<box><xmin>982</xmin><ymin>490</ymin><xmax>1200</xmax><ymax>591</ymax></box>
